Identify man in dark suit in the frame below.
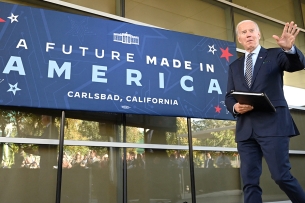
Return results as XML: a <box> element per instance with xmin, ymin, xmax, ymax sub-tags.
<box><xmin>225</xmin><ymin>20</ymin><xmax>305</xmax><ymax>203</ymax></box>
<box><xmin>38</xmin><ymin>115</ymin><xmax>59</xmax><ymax>203</ymax></box>
<box><xmin>39</xmin><ymin>115</ymin><xmax>59</xmax><ymax>168</ymax></box>
<box><xmin>204</xmin><ymin>152</ymin><xmax>214</xmax><ymax>168</ymax></box>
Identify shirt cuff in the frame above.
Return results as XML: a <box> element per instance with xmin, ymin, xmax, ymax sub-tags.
<box><xmin>233</xmin><ymin>103</ymin><xmax>238</xmax><ymax>114</ymax></box>
<box><xmin>282</xmin><ymin>45</ymin><xmax>296</xmax><ymax>54</ymax></box>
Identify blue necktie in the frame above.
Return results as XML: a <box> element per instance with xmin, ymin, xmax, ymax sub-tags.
<box><xmin>245</xmin><ymin>53</ymin><xmax>253</xmax><ymax>87</ymax></box>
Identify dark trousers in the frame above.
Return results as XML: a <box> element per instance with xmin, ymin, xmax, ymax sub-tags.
<box><xmin>238</xmin><ymin>134</ymin><xmax>305</xmax><ymax>203</ymax></box>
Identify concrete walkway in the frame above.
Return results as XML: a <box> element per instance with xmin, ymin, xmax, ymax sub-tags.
<box><xmin>265</xmin><ymin>202</ymin><xmax>291</xmax><ymax>203</ymax></box>
<box><xmin>129</xmin><ymin>190</ymin><xmax>292</xmax><ymax>203</ymax></box>
<box><xmin>175</xmin><ymin>190</ymin><xmax>292</xmax><ymax>203</ymax></box>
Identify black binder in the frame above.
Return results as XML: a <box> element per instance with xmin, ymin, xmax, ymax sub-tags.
<box><xmin>230</xmin><ymin>91</ymin><xmax>276</xmax><ymax>112</ymax></box>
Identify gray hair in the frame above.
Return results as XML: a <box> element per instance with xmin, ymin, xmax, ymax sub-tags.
<box><xmin>236</xmin><ymin>20</ymin><xmax>260</xmax><ymax>36</ymax></box>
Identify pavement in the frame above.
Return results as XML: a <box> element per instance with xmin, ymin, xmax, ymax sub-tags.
<box><xmin>175</xmin><ymin>190</ymin><xmax>292</xmax><ymax>203</ymax></box>
<box><xmin>129</xmin><ymin>190</ymin><xmax>292</xmax><ymax>203</ymax></box>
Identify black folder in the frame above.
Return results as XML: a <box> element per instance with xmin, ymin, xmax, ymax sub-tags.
<box><xmin>230</xmin><ymin>91</ymin><xmax>276</xmax><ymax>112</ymax></box>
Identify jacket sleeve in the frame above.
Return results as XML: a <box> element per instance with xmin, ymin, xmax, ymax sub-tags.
<box><xmin>281</xmin><ymin>46</ymin><xmax>305</xmax><ymax>72</ymax></box>
<box><xmin>225</xmin><ymin>63</ymin><xmax>238</xmax><ymax>118</ymax></box>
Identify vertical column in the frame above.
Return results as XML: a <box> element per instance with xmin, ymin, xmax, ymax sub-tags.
<box><xmin>116</xmin><ymin>0</ymin><xmax>125</xmax><ymax>17</ymax></box>
<box><xmin>293</xmin><ymin>0</ymin><xmax>305</xmax><ymax>52</ymax></box>
<box><xmin>55</xmin><ymin>111</ymin><xmax>66</xmax><ymax>203</ymax></box>
<box><xmin>187</xmin><ymin>118</ymin><xmax>196</xmax><ymax>203</ymax></box>
<box><xmin>225</xmin><ymin>6</ymin><xmax>236</xmax><ymax>42</ymax></box>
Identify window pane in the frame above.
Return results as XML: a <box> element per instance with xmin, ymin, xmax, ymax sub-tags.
<box><xmin>260</xmin><ymin>155</ymin><xmax>305</xmax><ymax>202</ymax></box>
<box><xmin>126</xmin><ymin>115</ymin><xmax>188</xmax><ymax>146</ymax></box>
<box><xmin>126</xmin><ymin>116</ymin><xmax>190</xmax><ymax>202</ymax></box>
<box><xmin>61</xmin><ymin>111</ymin><xmax>123</xmax><ymax>202</ymax></box>
<box><xmin>61</xmin><ymin>146</ymin><xmax>118</xmax><ymax>203</ymax></box>
<box><xmin>192</xmin><ymin>150</ymin><xmax>242</xmax><ymax>203</ymax></box>
<box><xmin>190</xmin><ymin>119</ymin><xmax>236</xmax><ymax>148</ymax></box>
<box><xmin>0</xmin><ymin>107</ymin><xmax>60</xmax><ymax>203</ymax></box>
<box><xmin>127</xmin><ymin>148</ymin><xmax>190</xmax><ymax>203</ymax></box>
<box><xmin>289</xmin><ymin>109</ymin><xmax>305</xmax><ymax>150</ymax></box>
<box><xmin>64</xmin><ymin>111</ymin><xmax>123</xmax><ymax>142</ymax></box>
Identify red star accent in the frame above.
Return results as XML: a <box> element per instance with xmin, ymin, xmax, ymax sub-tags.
<box><xmin>220</xmin><ymin>47</ymin><xmax>233</xmax><ymax>62</ymax></box>
<box><xmin>215</xmin><ymin>105</ymin><xmax>221</xmax><ymax>113</ymax></box>
<box><xmin>0</xmin><ymin>18</ymin><xmax>5</xmax><ymax>23</ymax></box>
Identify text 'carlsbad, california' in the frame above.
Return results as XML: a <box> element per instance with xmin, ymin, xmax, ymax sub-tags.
<box><xmin>67</xmin><ymin>91</ymin><xmax>178</xmax><ymax>105</ymax></box>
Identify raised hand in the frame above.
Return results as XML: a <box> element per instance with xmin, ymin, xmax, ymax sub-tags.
<box><xmin>272</xmin><ymin>21</ymin><xmax>299</xmax><ymax>51</ymax></box>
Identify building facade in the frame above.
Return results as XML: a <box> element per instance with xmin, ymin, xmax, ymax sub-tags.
<box><xmin>0</xmin><ymin>0</ymin><xmax>305</xmax><ymax>203</ymax></box>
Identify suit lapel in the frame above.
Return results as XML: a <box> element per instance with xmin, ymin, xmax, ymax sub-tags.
<box><xmin>251</xmin><ymin>47</ymin><xmax>267</xmax><ymax>88</ymax></box>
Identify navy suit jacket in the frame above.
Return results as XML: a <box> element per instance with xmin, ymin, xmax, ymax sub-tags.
<box><xmin>225</xmin><ymin>46</ymin><xmax>305</xmax><ymax>142</ymax></box>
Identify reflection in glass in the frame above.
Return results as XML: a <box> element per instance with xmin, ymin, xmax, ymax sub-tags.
<box><xmin>260</xmin><ymin>154</ymin><xmax>305</xmax><ymax>202</ymax></box>
<box><xmin>63</xmin><ymin>111</ymin><xmax>123</xmax><ymax>142</ymax></box>
<box><xmin>192</xmin><ymin>151</ymin><xmax>242</xmax><ymax>203</ymax></box>
<box><xmin>193</xmin><ymin>151</ymin><xmax>240</xmax><ymax>169</ymax></box>
<box><xmin>0</xmin><ymin>110</ymin><xmax>60</xmax><ymax>168</ymax></box>
<box><xmin>190</xmin><ymin>119</ymin><xmax>236</xmax><ymax>148</ymax></box>
<box><xmin>61</xmin><ymin>146</ymin><xmax>116</xmax><ymax>203</ymax></box>
<box><xmin>0</xmin><ymin>110</ymin><xmax>59</xmax><ymax>139</ymax></box>
<box><xmin>126</xmin><ymin>116</ymin><xmax>191</xmax><ymax>202</ymax></box>
<box><xmin>126</xmin><ymin>115</ymin><xmax>187</xmax><ymax>146</ymax></box>
<box><xmin>127</xmin><ymin>148</ymin><xmax>188</xmax><ymax>203</ymax></box>
<box><xmin>0</xmin><ymin>107</ymin><xmax>60</xmax><ymax>203</ymax></box>
<box><xmin>60</xmin><ymin>112</ymin><xmax>123</xmax><ymax>203</ymax></box>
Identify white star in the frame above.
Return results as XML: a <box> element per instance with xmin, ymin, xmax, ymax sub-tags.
<box><xmin>7</xmin><ymin>13</ymin><xmax>19</xmax><ymax>23</ymax></box>
<box><xmin>7</xmin><ymin>82</ymin><xmax>21</xmax><ymax>95</ymax></box>
<box><xmin>208</xmin><ymin>45</ymin><xmax>217</xmax><ymax>55</ymax></box>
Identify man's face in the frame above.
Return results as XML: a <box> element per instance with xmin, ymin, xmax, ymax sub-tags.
<box><xmin>90</xmin><ymin>151</ymin><xmax>96</xmax><ymax>158</ymax></box>
<box><xmin>237</xmin><ymin>21</ymin><xmax>261</xmax><ymax>52</ymax></box>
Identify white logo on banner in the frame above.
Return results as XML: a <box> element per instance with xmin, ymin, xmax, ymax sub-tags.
<box><xmin>113</xmin><ymin>32</ymin><xmax>139</xmax><ymax>45</ymax></box>
<box><xmin>121</xmin><ymin>105</ymin><xmax>131</xmax><ymax>109</ymax></box>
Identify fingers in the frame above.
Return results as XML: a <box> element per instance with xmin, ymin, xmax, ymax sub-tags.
<box><xmin>287</xmin><ymin>22</ymin><xmax>293</xmax><ymax>33</ymax></box>
<box><xmin>295</xmin><ymin>28</ymin><xmax>300</xmax><ymax>36</ymax></box>
<box><xmin>278</xmin><ymin>21</ymin><xmax>299</xmax><ymax>50</ymax></box>
<box><xmin>235</xmin><ymin>103</ymin><xmax>254</xmax><ymax>114</ymax></box>
<box><xmin>285</xmin><ymin>21</ymin><xmax>299</xmax><ymax>36</ymax></box>
<box><xmin>293</xmin><ymin>25</ymin><xmax>300</xmax><ymax>36</ymax></box>
<box><xmin>283</xmin><ymin>22</ymin><xmax>289</xmax><ymax>34</ymax></box>
<box><xmin>290</xmin><ymin>22</ymin><xmax>298</xmax><ymax>35</ymax></box>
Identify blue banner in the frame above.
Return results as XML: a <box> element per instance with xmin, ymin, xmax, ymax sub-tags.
<box><xmin>0</xmin><ymin>2</ymin><xmax>237</xmax><ymax>119</ymax></box>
